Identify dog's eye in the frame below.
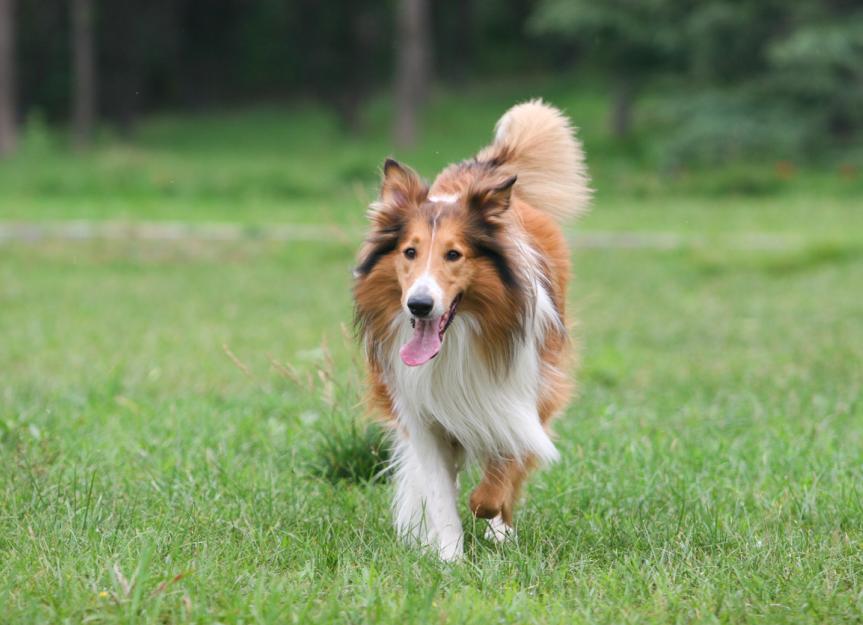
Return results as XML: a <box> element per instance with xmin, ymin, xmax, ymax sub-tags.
<box><xmin>445</xmin><ymin>250</ymin><xmax>462</xmax><ymax>262</ymax></box>
<box><xmin>404</xmin><ymin>247</ymin><xmax>417</xmax><ymax>260</ymax></box>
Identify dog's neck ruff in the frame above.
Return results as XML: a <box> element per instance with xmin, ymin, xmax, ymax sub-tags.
<box><xmin>368</xmin><ymin>226</ymin><xmax>562</xmax><ymax>465</ymax></box>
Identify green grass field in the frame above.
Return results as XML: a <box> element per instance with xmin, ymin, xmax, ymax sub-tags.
<box><xmin>2</xmin><ymin>84</ymin><xmax>863</xmax><ymax>623</ymax></box>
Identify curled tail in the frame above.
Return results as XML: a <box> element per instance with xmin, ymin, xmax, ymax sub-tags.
<box><xmin>477</xmin><ymin>99</ymin><xmax>590</xmax><ymax>222</ymax></box>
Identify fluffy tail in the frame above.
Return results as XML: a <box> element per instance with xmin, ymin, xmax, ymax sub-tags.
<box><xmin>477</xmin><ymin>99</ymin><xmax>590</xmax><ymax>222</ymax></box>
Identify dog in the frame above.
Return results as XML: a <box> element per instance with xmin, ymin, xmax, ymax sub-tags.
<box><xmin>353</xmin><ymin>100</ymin><xmax>589</xmax><ymax>560</ymax></box>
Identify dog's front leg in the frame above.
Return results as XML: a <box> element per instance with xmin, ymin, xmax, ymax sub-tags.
<box><xmin>392</xmin><ymin>422</ymin><xmax>463</xmax><ymax>561</ymax></box>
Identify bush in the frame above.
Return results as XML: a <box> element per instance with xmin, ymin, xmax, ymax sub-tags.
<box><xmin>651</xmin><ymin>88</ymin><xmax>809</xmax><ymax>169</ymax></box>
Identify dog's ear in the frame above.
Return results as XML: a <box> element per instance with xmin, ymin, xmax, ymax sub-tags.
<box><xmin>365</xmin><ymin>158</ymin><xmax>426</xmax><ymax>231</ymax></box>
<box><xmin>468</xmin><ymin>175</ymin><xmax>517</xmax><ymax>222</ymax></box>
<box><xmin>356</xmin><ymin>160</ymin><xmax>425</xmax><ymax>278</ymax></box>
<box><xmin>375</xmin><ymin>158</ymin><xmax>427</xmax><ymax>210</ymax></box>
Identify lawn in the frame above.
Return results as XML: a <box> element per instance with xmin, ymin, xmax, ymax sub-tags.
<box><xmin>2</xmin><ymin>85</ymin><xmax>863</xmax><ymax>623</ymax></box>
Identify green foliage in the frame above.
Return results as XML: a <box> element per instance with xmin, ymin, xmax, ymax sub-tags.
<box><xmin>18</xmin><ymin>111</ymin><xmax>58</xmax><ymax>156</ymax></box>
<box><xmin>529</xmin><ymin>0</ymin><xmax>683</xmax><ymax>75</ymax></box>
<box><xmin>530</xmin><ymin>0</ymin><xmax>863</xmax><ymax>159</ymax></box>
<box><xmin>269</xmin><ymin>331</ymin><xmax>393</xmax><ymax>485</ymax></box>
<box><xmin>666</xmin><ymin>2</ymin><xmax>863</xmax><ymax>160</ymax></box>
<box><xmin>311</xmin><ymin>419</ymin><xmax>392</xmax><ymax>483</ymax></box>
<box><xmin>2</xmin><ymin>81</ymin><xmax>862</xmax><ymax>232</ymax></box>
<box><xmin>768</xmin><ymin>16</ymin><xmax>863</xmax><ymax>142</ymax></box>
<box><xmin>768</xmin><ymin>13</ymin><xmax>863</xmax><ymax>73</ymax></box>
<box><xmin>15</xmin><ymin>0</ymin><xmax>863</xmax><ymax>162</ymax></box>
<box><xmin>649</xmin><ymin>88</ymin><xmax>807</xmax><ymax>167</ymax></box>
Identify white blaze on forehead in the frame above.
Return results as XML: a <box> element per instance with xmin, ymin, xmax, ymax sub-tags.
<box><xmin>428</xmin><ymin>193</ymin><xmax>459</xmax><ymax>204</ymax></box>
<box><xmin>426</xmin><ymin>211</ymin><xmax>439</xmax><ymax>271</ymax></box>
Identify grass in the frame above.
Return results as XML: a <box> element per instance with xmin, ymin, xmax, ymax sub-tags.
<box><xmin>2</xmin><ymin>81</ymin><xmax>863</xmax><ymax>623</ymax></box>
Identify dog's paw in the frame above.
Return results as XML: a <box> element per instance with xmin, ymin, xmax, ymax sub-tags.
<box><xmin>438</xmin><ymin>536</ymin><xmax>464</xmax><ymax>562</ymax></box>
<box><xmin>484</xmin><ymin>515</ymin><xmax>514</xmax><ymax>544</ymax></box>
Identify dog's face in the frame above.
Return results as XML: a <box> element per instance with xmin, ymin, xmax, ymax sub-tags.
<box><xmin>354</xmin><ymin>159</ymin><xmax>520</xmax><ymax>367</ymax></box>
<box><xmin>397</xmin><ymin>212</ymin><xmax>468</xmax><ymax>319</ymax></box>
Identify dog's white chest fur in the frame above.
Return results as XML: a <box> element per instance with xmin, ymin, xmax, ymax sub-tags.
<box><xmin>385</xmin><ymin>308</ymin><xmax>559</xmax><ymax>465</ymax></box>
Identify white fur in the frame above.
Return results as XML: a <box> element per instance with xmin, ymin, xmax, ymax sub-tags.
<box><xmin>404</xmin><ymin>273</ymin><xmax>445</xmax><ymax>318</ymax></box>
<box><xmin>485</xmin><ymin>514</ymin><xmax>514</xmax><ymax>543</ymax></box>
<box><xmin>377</xmin><ymin>228</ymin><xmax>560</xmax><ymax>559</ymax></box>
<box><xmin>387</xmin><ymin>311</ymin><xmax>558</xmax><ymax>464</ymax></box>
<box><xmin>494</xmin><ymin>117</ymin><xmax>510</xmax><ymax>143</ymax></box>
<box><xmin>477</xmin><ymin>99</ymin><xmax>591</xmax><ymax>222</ymax></box>
<box><xmin>392</xmin><ymin>424</ymin><xmax>464</xmax><ymax>561</ymax></box>
<box><xmin>428</xmin><ymin>193</ymin><xmax>459</xmax><ymax>204</ymax></box>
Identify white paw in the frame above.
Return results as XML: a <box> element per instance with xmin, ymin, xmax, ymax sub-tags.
<box><xmin>438</xmin><ymin>534</ymin><xmax>464</xmax><ymax>562</ymax></box>
<box><xmin>484</xmin><ymin>515</ymin><xmax>514</xmax><ymax>543</ymax></box>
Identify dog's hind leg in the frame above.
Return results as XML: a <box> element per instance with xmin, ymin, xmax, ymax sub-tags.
<box><xmin>469</xmin><ymin>456</ymin><xmax>536</xmax><ymax>542</ymax></box>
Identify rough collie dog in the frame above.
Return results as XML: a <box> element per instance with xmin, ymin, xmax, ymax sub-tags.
<box><xmin>353</xmin><ymin>100</ymin><xmax>589</xmax><ymax>560</ymax></box>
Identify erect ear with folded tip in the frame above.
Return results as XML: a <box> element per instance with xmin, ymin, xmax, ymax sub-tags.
<box><xmin>378</xmin><ymin>158</ymin><xmax>427</xmax><ymax>208</ymax></box>
<box><xmin>468</xmin><ymin>175</ymin><xmax>517</xmax><ymax>221</ymax></box>
<box><xmin>357</xmin><ymin>160</ymin><xmax>427</xmax><ymax>276</ymax></box>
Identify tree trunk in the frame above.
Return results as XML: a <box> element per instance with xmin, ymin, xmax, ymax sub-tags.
<box><xmin>393</xmin><ymin>0</ymin><xmax>431</xmax><ymax>150</ymax></box>
<box><xmin>451</xmin><ymin>0</ymin><xmax>474</xmax><ymax>84</ymax></box>
<box><xmin>334</xmin><ymin>6</ymin><xmax>378</xmax><ymax>134</ymax></box>
<box><xmin>0</xmin><ymin>0</ymin><xmax>16</xmax><ymax>157</ymax></box>
<box><xmin>72</xmin><ymin>0</ymin><xmax>96</xmax><ymax>148</ymax></box>
<box><xmin>611</xmin><ymin>78</ymin><xmax>634</xmax><ymax>139</ymax></box>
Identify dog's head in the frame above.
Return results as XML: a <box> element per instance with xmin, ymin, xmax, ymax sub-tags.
<box><xmin>354</xmin><ymin>159</ymin><xmax>521</xmax><ymax>367</ymax></box>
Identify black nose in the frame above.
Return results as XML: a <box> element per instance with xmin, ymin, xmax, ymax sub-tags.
<box><xmin>408</xmin><ymin>295</ymin><xmax>434</xmax><ymax>318</ymax></box>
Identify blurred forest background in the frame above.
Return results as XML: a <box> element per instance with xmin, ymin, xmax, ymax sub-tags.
<box><xmin>2</xmin><ymin>0</ymin><xmax>862</xmax><ymax>168</ymax></box>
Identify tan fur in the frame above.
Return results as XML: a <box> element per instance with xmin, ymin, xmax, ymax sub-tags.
<box><xmin>396</xmin><ymin>216</ymin><xmax>473</xmax><ymax>315</ymax></box>
<box><xmin>469</xmin><ymin>456</ymin><xmax>537</xmax><ymax>525</ymax></box>
<box><xmin>476</xmin><ymin>99</ymin><xmax>590</xmax><ymax>222</ymax></box>
<box><xmin>467</xmin><ymin>198</ymin><xmax>573</xmax><ymax>522</ymax></box>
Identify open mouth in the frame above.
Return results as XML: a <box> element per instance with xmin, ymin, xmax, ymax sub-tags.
<box><xmin>400</xmin><ymin>294</ymin><xmax>462</xmax><ymax>367</ymax></box>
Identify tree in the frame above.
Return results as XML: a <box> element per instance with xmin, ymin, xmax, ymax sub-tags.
<box><xmin>530</xmin><ymin>0</ymin><xmax>682</xmax><ymax>138</ymax></box>
<box><xmin>316</xmin><ymin>0</ymin><xmax>388</xmax><ymax>133</ymax></box>
<box><xmin>767</xmin><ymin>10</ymin><xmax>863</xmax><ymax>143</ymax></box>
<box><xmin>654</xmin><ymin>1</ymin><xmax>863</xmax><ymax>164</ymax></box>
<box><xmin>71</xmin><ymin>0</ymin><xmax>96</xmax><ymax>147</ymax></box>
<box><xmin>394</xmin><ymin>0</ymin><xmax>431</xmax><ymax>149</ymax></box>
<box><xmin>0</xmin><ymin>0</ymin><xmax>15</xmax><ymax>156</ymax></box>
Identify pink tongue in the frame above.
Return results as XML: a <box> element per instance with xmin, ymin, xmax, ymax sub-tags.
<box><xmin>399</xmin><ymin>319</ymin><xmax>441</xmax><ymax>366</ymax></box>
